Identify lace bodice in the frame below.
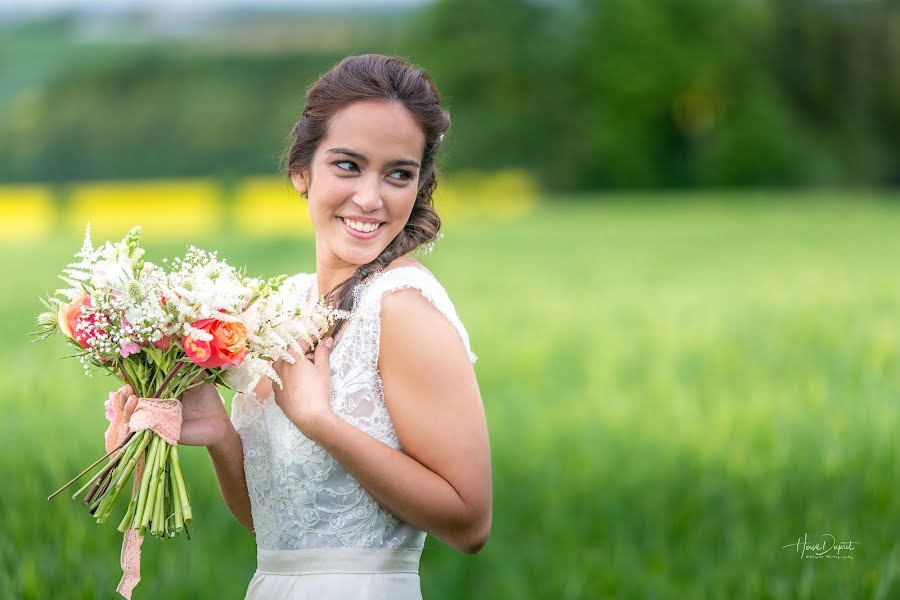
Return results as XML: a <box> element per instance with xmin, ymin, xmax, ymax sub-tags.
<box><xmin>230</xmin><ymin>265</ymin><xmax>478</xmax><ymax>551</ymax></box>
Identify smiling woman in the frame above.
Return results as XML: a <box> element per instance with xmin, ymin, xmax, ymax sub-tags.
<box><xmin>176</xmin><ymin>54</ymin><xmax>492</xmax><ymax>600</ymax></box>
<box><xmin>289</xmin><ymin>99</ymin><xmax>426</xmax><ymax>274</ymax></box>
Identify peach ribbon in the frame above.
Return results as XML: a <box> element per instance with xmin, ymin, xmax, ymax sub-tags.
<box><xmin>105</xmin><ymin>398</ymin><xmax>182</xmax><ymax>600</ymax></box>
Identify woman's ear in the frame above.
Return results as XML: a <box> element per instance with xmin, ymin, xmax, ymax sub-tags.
<box><xmin>290</xmin><ymin>170</ymin><xmax>309</xmax><ymax>198</ymax></box>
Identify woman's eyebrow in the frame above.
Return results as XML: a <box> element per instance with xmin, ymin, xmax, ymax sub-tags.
<box><xmin>326</xmin><ymin>147</ymin><xmax>420</xmax><ymax>169</ymax></box>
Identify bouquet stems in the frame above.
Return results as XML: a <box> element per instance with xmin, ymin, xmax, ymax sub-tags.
<box><xmin>53</xmin><ymin>427</ymin><xmax>193</xmax><ymax>542</ymax></box>
<box><xmin>47</xmin><ymin>358</ymin><xmax>201</xmax><ymax>541</ymax></box>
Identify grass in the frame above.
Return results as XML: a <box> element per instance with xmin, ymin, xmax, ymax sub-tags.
<box><xmin>1</xmin><ymin>189</ymin><xmax>899</xmax><ymax>598</ymax></box>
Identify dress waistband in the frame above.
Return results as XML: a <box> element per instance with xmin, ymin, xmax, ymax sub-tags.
<box><xmin>256</xmin><ymin>547</ymin><xmax>422</xmax><ymax>575</ymax></box>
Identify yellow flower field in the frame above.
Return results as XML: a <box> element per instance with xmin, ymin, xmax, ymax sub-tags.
<box><xmin>0</xmin><ymin>170</ymin><xmax>538</xmax><ymax>242</ymax></box>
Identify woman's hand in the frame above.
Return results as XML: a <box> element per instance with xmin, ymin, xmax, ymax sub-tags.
<box><xmin>179</xmin><ymin>380</ymin><xmax>233</xmax><ymax>449</ymax></box>
<box><xmin>104</xmin><ymin>385</ymin><xmax>138</xmax><ymax>452</ymax></box>
<box><xmin>105</xmin><ymin>375</ymin><xmax>233</xmax><ymax>450</ymax></box>
<box><xmin>272</xmin><ymin>336</ymin><xmax>335</xmax><ymax>439</ymax></box>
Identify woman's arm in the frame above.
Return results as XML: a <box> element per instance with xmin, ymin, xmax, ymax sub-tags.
<box><xmin>303</xmin><ymin>288</ymin><xmax>492</xmax><ymax>554</ymax></box>
<box><xmin>178</xmin><ymin>383</ymin><xmax>255</xmax><ymax>536</ymax></box>
<box><xmin>207</xmin><ymin>424</ymin><xmax>254</xmax><ymax>536</ymax></box>
<box><xmin>107</xmin><ymin>382</ymin><xmax>256</xmax><ymax>535</ymax></box>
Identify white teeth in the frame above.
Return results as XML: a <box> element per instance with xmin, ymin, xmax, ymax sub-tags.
<box><xmin>343</xmin><ymin>218</ymin><xmax>380</xmax><ymax>233</ymax></box>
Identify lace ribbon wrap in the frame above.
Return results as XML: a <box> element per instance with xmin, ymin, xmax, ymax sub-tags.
<box><xmin>106</xmin><ymin>398</ymin><xmax>182</xmax><ymax>600</ymax></box>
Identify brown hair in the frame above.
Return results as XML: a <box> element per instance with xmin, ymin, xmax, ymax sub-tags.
<box><xmin>283</xmin><ymin>54</ymin><xmax>450</xmax><ymax>342</ymax></box>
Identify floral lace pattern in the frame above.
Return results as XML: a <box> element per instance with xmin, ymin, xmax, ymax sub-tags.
<box><xmin>231</xmin><ymin>267</ymin><xmax>477</xmax><ymax>550</ymax></box>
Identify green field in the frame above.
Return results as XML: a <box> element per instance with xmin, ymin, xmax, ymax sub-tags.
<box><xmin>2</xmin><ymin>190</ymin><xmax>899</xmax><ymax>599</ymax></box>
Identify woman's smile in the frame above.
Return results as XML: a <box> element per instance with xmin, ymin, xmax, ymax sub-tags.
<box><xmin>338</xmin><ymin>216</ymin><xmax>385</xmax><ymax>240</ymax></box>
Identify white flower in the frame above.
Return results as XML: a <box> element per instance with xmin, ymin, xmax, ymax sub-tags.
<box><xmin>223</xmin><ymin>359</ymin><xmax>258</xmax><ymax>394</ymax></box>
<box><xmin>92</xmin><ymin>255</ymin><xmax>133</xmax><ymax>291</ymax></box>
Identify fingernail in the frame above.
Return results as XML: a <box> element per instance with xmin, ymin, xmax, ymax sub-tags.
<box><xmin>324</xmin><ymin>337</ymin><xmax>334</xmax><ymax>349</ymax></box>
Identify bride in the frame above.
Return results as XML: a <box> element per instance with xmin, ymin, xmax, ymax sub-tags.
<box><xmin>107</xmin><ymin>54</ymin><xmax>492</xmax><ymax>599</ymax></box>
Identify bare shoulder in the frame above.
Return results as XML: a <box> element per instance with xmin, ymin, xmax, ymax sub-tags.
<box><xmin>379</xmin><ymin>285</ymin><xmax>463</xmax><ymax>359</ymax></box>
<box><xmin>377</xmin><ymin>255</ymin><xmax>469</xmax><ymax>375</ymax></box>
<box><xmin>377</xmin><ymin>255</ymin><xmax>467</xmax><ymax>365</ymax></box>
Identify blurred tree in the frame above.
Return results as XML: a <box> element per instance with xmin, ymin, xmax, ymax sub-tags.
<box><xmin>770</xmin><ymin>0</ymin><xmax>900</xmax><ymax>186</ymax></box>
<box><xmin>564</xmin><ymin>0</ymin><xmax>815</xmax><ymax>188</ymax></box>
<box><xmin>0</xmin><ymin>51</ymin><xmax>341</xmax><ymax>183</ymax></box>
<box><xmin>0</xmin><ymin>2</ymin><xmax>897</xmax><ymax>190</ymax></box>
<box><xmin>403</xmin><ymin>0</ymin><xmax>558</xmax><ymax>182</ymax></box>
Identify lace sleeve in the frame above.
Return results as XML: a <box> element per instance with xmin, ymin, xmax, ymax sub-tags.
<box><xmin>357</xmin><ymin>266</ymin><xmax>478</xmax><ymax>366</ymax></box>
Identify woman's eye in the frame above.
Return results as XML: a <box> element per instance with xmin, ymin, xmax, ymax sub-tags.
<box><xmin>333</xmin><ymin>161</ymin><xmax>411</xmax><ymax>181</ymax></box>
<box><xmin>389</xmin><ymin>170</ymin><xmax>413</xmax><ymax>181</ymax></box>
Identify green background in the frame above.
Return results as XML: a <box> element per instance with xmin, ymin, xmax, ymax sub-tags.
<box><xmin>3</xmin><ymin>192</ymin><xmax>899</xmax><ymax>598</ymax></box>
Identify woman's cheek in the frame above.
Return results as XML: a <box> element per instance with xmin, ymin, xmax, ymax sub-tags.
<box><xmin>333</xmin><ymin>177</ymin><xmax>358</xmax><ymax>198</ymax></box>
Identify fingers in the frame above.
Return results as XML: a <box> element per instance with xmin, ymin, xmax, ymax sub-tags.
<box><xmin>251</xmin><ymin>376</ymin><xmax>273</xmax><ymax>399</ymax></box>
<box><xmin>271</xmin><ymin>327</ymin><xmax>331</xmax><ymax>381</ymax></box>
<box><xmin>112</xmin><ymin>385</ymin><xmax>131</xmax><ymax>413</ymax></box>
<box><xmin>293</xmin><ymin>331</ymin><xmax>315</xmax><ymax>358</ymax></box>
<box><xmin>123</xmin><ymin>393</ymin><xmax>138</xmax><ymax>422</ymax></box>
<box><xmin>314</xmin><ymin>336</ymin><xmax>334</xmax><ymax>369</ymax></box>
<box><xmin>105</xmin><ymin>389</ymin><xmax>136</xmax><ymax>452</ymax></box>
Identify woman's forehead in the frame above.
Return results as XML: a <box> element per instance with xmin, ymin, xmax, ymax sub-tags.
<box><xmin>321</xmin><ymin>99</ymin><xmax>425</xmax><ymax>160</ymax></box>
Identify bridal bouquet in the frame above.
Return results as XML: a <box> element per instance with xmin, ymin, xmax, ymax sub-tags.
<box><xmin>36</xmin><ymin>224</ymin><xmax>349</xmax><ymax>597</ymax></box>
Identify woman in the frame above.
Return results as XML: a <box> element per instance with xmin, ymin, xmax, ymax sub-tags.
<box><xmin>107</xmin><ymin>54</ymin><xmax>492</xmax><ymax>599</ymax></box>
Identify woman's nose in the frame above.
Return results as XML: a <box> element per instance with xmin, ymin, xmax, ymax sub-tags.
<box><xmin>353</xmin><ymin>176</ymin><xmax>384</xmax><ymax>212</ymax></box>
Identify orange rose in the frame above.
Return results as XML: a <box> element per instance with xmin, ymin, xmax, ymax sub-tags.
<box><xmin>183</xmin><ymin>318</ymin><xmax>247</xmax><ymax>369</ymax></box>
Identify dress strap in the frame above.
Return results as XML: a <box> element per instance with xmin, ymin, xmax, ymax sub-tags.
<box><xmin>355</xmin><ymin>266</ymin><xmax>478</xmax><ymax>365</ymax></box>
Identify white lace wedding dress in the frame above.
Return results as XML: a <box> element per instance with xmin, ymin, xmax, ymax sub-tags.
<box><xmin>230</xmin><ymin>265</ymin><xmax>478</xmax><ymax>599</ymax></box>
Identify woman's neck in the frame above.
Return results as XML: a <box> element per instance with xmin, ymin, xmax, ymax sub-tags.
<box><xmin>313</xmin><ymin>259</ymin><xmax>359</xmax><ymax>302</ymax></box>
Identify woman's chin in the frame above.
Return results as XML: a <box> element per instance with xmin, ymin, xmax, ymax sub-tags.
<box><xmin>335</xmin><ymin>246</ymin><xmax>384</xmax><ymax>268</ymax></box>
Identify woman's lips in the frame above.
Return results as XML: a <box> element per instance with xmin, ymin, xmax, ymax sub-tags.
<box><xmin>339</xmin><ymin>217</ymin><xmax>383</xmax><ymax>240</ymax></box>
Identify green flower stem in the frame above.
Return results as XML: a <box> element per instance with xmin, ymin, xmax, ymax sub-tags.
<box><xmin>170</xmin><ymin>459</ymin><xmax>184</xmax><ymax>534</ymax></box>
<box><xmin>153</xmin><ymin>361</ymin><xmax>185</xmax><ymax>399</ymax></box>
<box><xmin>73</xmin><ymin>467</ymin><xmax>106</xmax><ymax>502</ymax></box>
<box><xmin>88</xmin><ymin>470</ymin><xmax>117</xmax><ymax>516</ymax></box>
<box><xmin>117</xmin><ymin>366</ymin><xmax>138</xmax><ymax>399</ymax></box>
<box><xmin>135</xmin><ymin>435</ymin><xmax>161</xmax><ymax>534</ymax></box>
<box><xmin>112</xmin><ymin>430</ymin><xmax>152</xmax><ymax>494</ymax></box>
<box><xmin>117</xmin><ymin>496</ymin><xmax>137</xmax><ymax>533</ymax></box>
<box><xmin>48</xmin><ymin>432</ymin><xmax>134</xmax><ymax>502</ymax></box>
<box><xmin>93</xmin><ymin>478</ymin><xmax>121</xmax><ymax>523</ymax></box>
<box><xmin>102</xmin><ymin>433</ymin><xmax>142</xmax><ymax>496</ymax></box>
<box><xmin>74</xmin><ymin>445</ymin><xmax>126</xmax><ymax>502</ymax></box>
<box><xmin>90</xmin><ymin>444</ymin><xmax>128</xmax><ymax>508</ymax></box>
<box><xmin>170</xmin><ymin>366</ymin><xmax>200</xmax><ymax>399</ymax></box>
<box><xmin>164</xmin><ymin>457</ymin><xmax>174</xmax><ymax>538</ymax></box>
<box><xmin>140</xmin><ymin>436</ymin><xmax>163</xmax><ymax>534</ymax></box>
<box><xmin>170</xmin><ymin>446</ymin><xmax>192</xmax><ymax>524</ymax></box>
<box><xmin>160</xmin><ymin>444</ymin><xmax>171</xmax><ymax>530</ymax></box>
<box><xmin>95</xmin><ymin>430</ymin><xmax>149</xmax><ymax>522</ymax></box>
<box><xmin>168</xmin><ymin>456</ymin><xmax>178</xmax><ymax>538</ymax></box>
<box><xmin>150</xmin><ymin>439</ymin><xmax>167</xmax><ymax>534</ymax></box>
<box><xmin>151</xmin><ymin>443</ymin><xmax>170</xmax><ymax>536</ymax></box>
<box><xmin>95</xmin><ymin>466</ymin><xmax>128</xmax><ymax>523</ymax></box>
<box><xmin>87</xmin><ymin>463</ymin><xmax>117</xmax><ymax>512</ymax></box>
<box><xmin>121</xmin><ymin>359</ymin><xmax>144</xmax><ymax>397</ymax></box>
